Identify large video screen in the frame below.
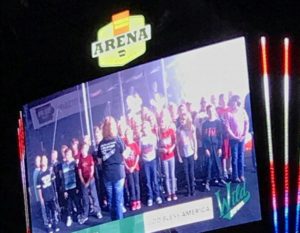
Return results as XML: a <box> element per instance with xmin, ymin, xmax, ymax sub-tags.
<box><xmin>23</xmin><ymin>37</ymin><xmax>261</xmax><ymax>233</ymax></box>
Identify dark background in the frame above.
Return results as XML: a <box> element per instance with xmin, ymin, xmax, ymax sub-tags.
<box><xmin>1</xmin><ymin>0</ymin><xmax>300</xmax><ymax>232</ymax></box>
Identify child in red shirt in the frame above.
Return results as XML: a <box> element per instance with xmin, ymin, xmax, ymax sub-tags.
<box><xmin>78</xmin><ymin>143</ymin><xmax>102</xmax><ymax>224</ymax></box>
<box><xmin>158</xmin><ymin>110</ymin><xmax>177</xmax><ymax>201</ymax></box>
<box><xmin>123</xmin><ymin>128</ymin><xmax>142</xmax><ymax>210</ymax></box>
<box><xmin>216</xmin><ymin>94</ymin><xmax>232</xmax><ymax>179</ymax></box>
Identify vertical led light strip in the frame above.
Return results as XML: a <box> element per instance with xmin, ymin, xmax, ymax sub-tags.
<box><xmin>17</xmin><ymin>112</ymin><xmax>30</xmax><ymax>233</ymax></box>
<box><xmin>283</xmin><ymin>37</ymin><xmax>290</xmax><ymax>233</ymax></box>
<box><xmin>260</xmin><ymin>37</ymin><xmax>279</xmax><ymax>233</ymax></box>
<box><xmin>296</xmin><ymin>153</ymin><xmax>300</xmax><ymax>233</ymax></box>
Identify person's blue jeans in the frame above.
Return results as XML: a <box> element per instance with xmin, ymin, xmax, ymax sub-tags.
<box><xmin>104</xmin><ymin>178</ymin><xmax>125</xmax><ymax>220</ymax></box>
<box><xmin>144</xmin><ymin>159</ymin><xmax>160</xmax><ymax>200</ymax></box>
<box><xmin>127</xmin><ymin>171</ymin><xmax>140</xmax><ymax>201</ymax></box>
<box><xmin>162</xmin><ymin>157</ymin><xmax>176</xmax><ymax>195</ymax></box>
<box><xmin>81</xmin><ymin>178</ymin><xmax>101</xmax><ymax>218</ymax></box>
<box><xmin>206</xmin><ymin>145</ymin><xmax>223</xmax><ymax>181</ymax></box>
<box><xmin>230</xmin><ymin>139</ymin><xmax>245</xmax><ymax>180</ymax></box>
<box><xmin>183</xmin><ymin>155</ymin><xmax>195</xmax><ymax>194</ymax></box>
<box><xmin>44</xmin><ymin>199</ymin><xmax>57</xmax><ymax>229</ymax></box>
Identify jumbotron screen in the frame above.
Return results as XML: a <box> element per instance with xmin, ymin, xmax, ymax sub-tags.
<box><xmin>21</xmin><ymin>37</ymin><xmax>261</xmax><ymax>233</ymax></box>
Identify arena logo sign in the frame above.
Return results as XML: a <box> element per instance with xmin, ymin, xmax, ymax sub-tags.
<box><xmin>215</xmin><ymin>182</ymin><xmax>250</xmax><ymax>220</ymax></box>
<box><xmin>91</xmin><ymin>10</ymin><xmax>151</xmax><ymax>67</ymax></box>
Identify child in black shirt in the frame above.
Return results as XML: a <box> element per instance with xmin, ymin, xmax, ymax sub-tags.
<box><xmin>37</xmin><ymin>155</ymin><xmax>60</xmax><ymax>233</ymax></box>
<box><xmin>202</xmin><ymin>105</ymin><xmax>226</xmax><ymax>191</ymax></box>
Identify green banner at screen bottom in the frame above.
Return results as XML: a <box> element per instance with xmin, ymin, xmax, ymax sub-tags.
<box><xmin>73</xmin><ymin>214</ymin><xmax>145</xmax><ymax>233</ymax></box>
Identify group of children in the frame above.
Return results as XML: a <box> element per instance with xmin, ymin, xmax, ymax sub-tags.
<box><xmin>32</xmin><ymin>92</ymin><xmax>251</xmax><ymax>233</ymax></box>
<box><xmin>33</xmin><ymin>143</ymin><xmax>103</xmax><ymax>233</ymax></box>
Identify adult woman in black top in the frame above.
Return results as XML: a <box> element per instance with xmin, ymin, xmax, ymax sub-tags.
<box><xmin>97</xmin><ymin>116</ymin><xmax>126</xmax><ymax>220</ymax></box>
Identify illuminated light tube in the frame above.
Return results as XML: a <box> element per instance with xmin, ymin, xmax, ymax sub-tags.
<box><xmin>283</xmin><ymin>37</ymin><xmax>290</xmax><ymax>233</ymax></box>
<box><xmin>260</xmin><ymin>37</ymin><xmax>279</xmax><ymax>233</ymax></box>
<box><xmin>296</xmin><ymin>161</ymin><xmax>300</xmax><ymax>233</ymax></box>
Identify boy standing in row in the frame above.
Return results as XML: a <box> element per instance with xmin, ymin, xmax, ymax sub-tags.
<box><xmin>36</xmin><ymin>155</ymin><xmax>60</xmax><ymax>233</ymax></box>
<box><xmin>78</xmin><ymin>143</ymin><xmax>102</xmax><ymax>224</ymax></box>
